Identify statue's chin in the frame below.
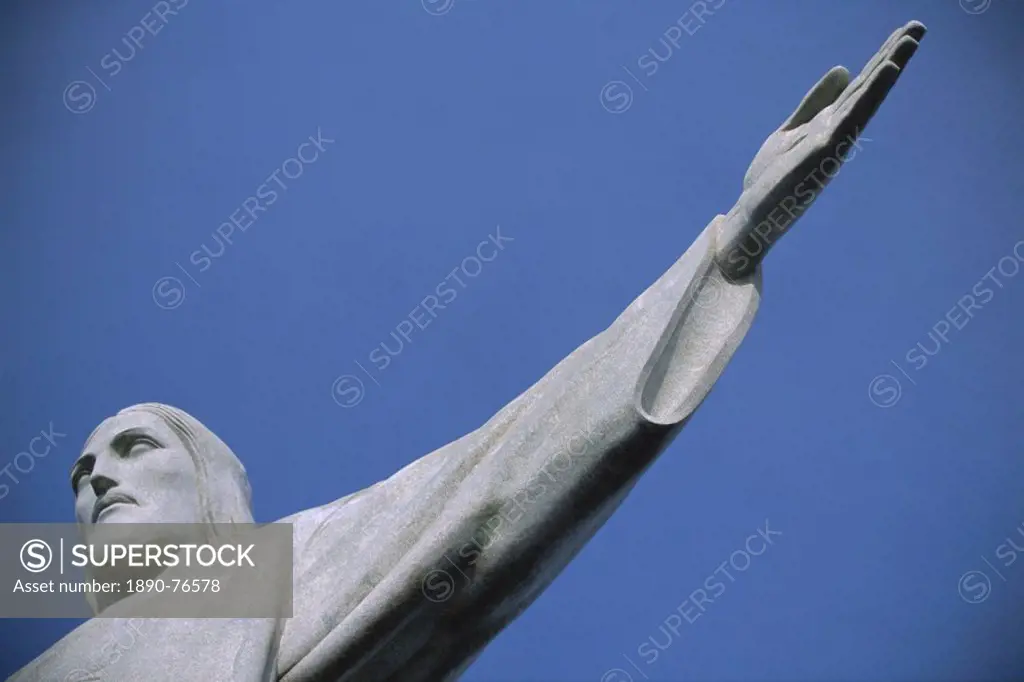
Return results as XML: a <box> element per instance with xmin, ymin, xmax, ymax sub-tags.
<box><xmin>88</xmin><ymin>562</ymin><xmax>158</xmax><ymax>588</ymax></box>
<box><xmin>87</xmin><ymin>511</ymin><xmax>144</xmax><ymax>542</ymax></box>
<box><xmin>86</xmin><ymin>511</ymin><xmax>187</xmax><ymax>551</ymax></box>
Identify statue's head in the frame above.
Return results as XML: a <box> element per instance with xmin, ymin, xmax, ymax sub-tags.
<box><xmin>69</xmin><ymin>403</ymin><xmax>253</xmax><ymax>612</ymax></box>
<box><xmin>71</xmin><ymin>402</ymin><xmax>252</xmax><ymax>542</ymax></box>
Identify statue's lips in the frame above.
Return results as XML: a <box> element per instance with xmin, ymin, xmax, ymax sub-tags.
<box><xmin>92</xmin><ymin>493</ymin><xmax>137</xmax><ymax>523</ymax></box>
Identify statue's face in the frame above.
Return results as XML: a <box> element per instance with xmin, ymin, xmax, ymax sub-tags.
<box><xmin>71</xmin><ymin>411</ymin><xmax>202</xmax><ymax>531</ymax></box>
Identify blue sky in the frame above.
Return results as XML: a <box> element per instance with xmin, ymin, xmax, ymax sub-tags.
<box><xmin>2</xmin><ymin>1</ymin><xmax>1023</xmax><ymax>679</ymax></box>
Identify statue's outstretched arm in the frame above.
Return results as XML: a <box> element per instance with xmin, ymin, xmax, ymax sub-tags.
<box><xmin>389</xmin><ymin>20</ymin><xmax>928</xmax><ymax>676</ymax></box>
<box><xmin>278</xmin><ymin>22</ymin><xmax>925</xmax><ymax>681</ymax></box>
<box><xmin>447</xmin><ymin>16</ymin><xmax>928</xmax><ymax>549</ymax></box>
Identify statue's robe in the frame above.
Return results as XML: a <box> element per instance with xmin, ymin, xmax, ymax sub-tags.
<box><xmin>10</xmin><ymin>216</ymin><xmax>761</xmax><ymax>682</ymax></box>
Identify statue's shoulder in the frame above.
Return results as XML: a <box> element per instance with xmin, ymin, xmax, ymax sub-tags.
<box><xmin>271</xmin><ymin>446</ymin><xmax>453</xmax><ymax>556</ymax></box>
<box><xmin>268</xmin><ymin>486</ymin><xmax>370</xmax><ymax>558</ymax></box>
<box><xmin>273</xmin><ymin>486</ymin><xmax>369</xmax><ymax>526</ymax></box>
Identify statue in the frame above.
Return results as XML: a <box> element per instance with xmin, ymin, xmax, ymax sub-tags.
<box><xmin>9</xmin><ymin>20</ymin><xmax>925</xmax><ymax>682</ymax></box>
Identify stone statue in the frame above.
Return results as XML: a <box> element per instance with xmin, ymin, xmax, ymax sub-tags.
<box><xmin>9</xmin><ymin>20</ymin><xmax>925</xmax><ymax>682</ymax></box>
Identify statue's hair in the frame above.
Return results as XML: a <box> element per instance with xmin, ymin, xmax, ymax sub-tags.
<box><xmin>84</xmin><ymin>402</ymin><xmax>254</xmax><ymax>528</ymax></box>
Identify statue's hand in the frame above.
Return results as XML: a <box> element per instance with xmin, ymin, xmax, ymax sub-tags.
<box><xmin>716</xmin><ymin>20</ymin><xmax>925</xmax><ymax>279</ymax></box>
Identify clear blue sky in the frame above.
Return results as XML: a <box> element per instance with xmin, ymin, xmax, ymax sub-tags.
<box><xmin>2</xmin><ymin>1</ymin><xmax>1023</xmax><ymax>679</ymax></box>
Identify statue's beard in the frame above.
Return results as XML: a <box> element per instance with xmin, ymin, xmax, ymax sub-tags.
<box><xmin>80</xmin><ymin>520</ymin><xmax>209</xmax><ymax>582</ymax></box>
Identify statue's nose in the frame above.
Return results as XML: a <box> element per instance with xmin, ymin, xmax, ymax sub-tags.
<box><xmin>89</xmin><ymin>474</ymin><xmax>117</xmax><ymax>499</ymax></box>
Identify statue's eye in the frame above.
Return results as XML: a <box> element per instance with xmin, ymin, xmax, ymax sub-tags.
<box><xmin>126</xmin><ymin>436</ymin><xmax>157</xmax><ymax>457</ymax></box>
<box><xmin>71</xmin><ymin>456</ymin><xmax>94</xmax><ymax>493</ymax></box>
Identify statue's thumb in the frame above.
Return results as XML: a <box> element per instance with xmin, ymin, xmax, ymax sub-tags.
<box><xmin>782</xmin><ymin>66</ymin><xmax>850</xmax><ymax>130</ymax></box>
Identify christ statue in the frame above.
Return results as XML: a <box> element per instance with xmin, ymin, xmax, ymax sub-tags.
<box><xmin>9</xmin><ymin>20</ymin><xmax>925</xmax><ymax>682</ymax></box>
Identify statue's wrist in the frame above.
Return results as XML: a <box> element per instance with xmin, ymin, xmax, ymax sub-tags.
<box><xmin>714</xmin><ymin>200</ymin><xmax>759</xmax><ymax>281</ymax></box>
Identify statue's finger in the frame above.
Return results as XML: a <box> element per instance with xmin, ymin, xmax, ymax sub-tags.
<box><xmin>852</xmin><ymin>25</ymin><xmax>906</xmax><ymax>85</ymax></box>
<box><xmin>872</xmin><ymin>22</ymin><xmax>925</xmax><ymax>72</ymax></box>
<box><xmin>903</xmin><ymin>20</ymin><xmax>927</xmax><ymax>42</ymax></box>
<box><xmin>781</xmin><ymin>66</ymin><xmax>850</xmax><ymax>131</ymax></box>
<box><xmin>835</xmin><ymin>21</ymin><xmax>924</xmax><ymax>111</ymax></box>
<box><xmin>842</xmin><ymin>35</ymin><xmax>919</xmax><ymax>110</ymax></box>
<box><xmin>836</xmin><ymin>32</ymin><xmax>918</xmax><ymax>122</ymax></box>
<box><xmin>889</xmin><ymin>35</ymin><xmax>920</xmax><ymax>71</ymax></box>
<box><xmin>832</xmin><ymin>61</ymin><xmax>900</xmax><ymax>147</ymax></box>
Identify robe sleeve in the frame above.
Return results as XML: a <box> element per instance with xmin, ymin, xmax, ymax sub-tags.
<box><xmin>278</xmin><ymin>215</ymin><xmax>762</xmax><ymax>682</ymax></box>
